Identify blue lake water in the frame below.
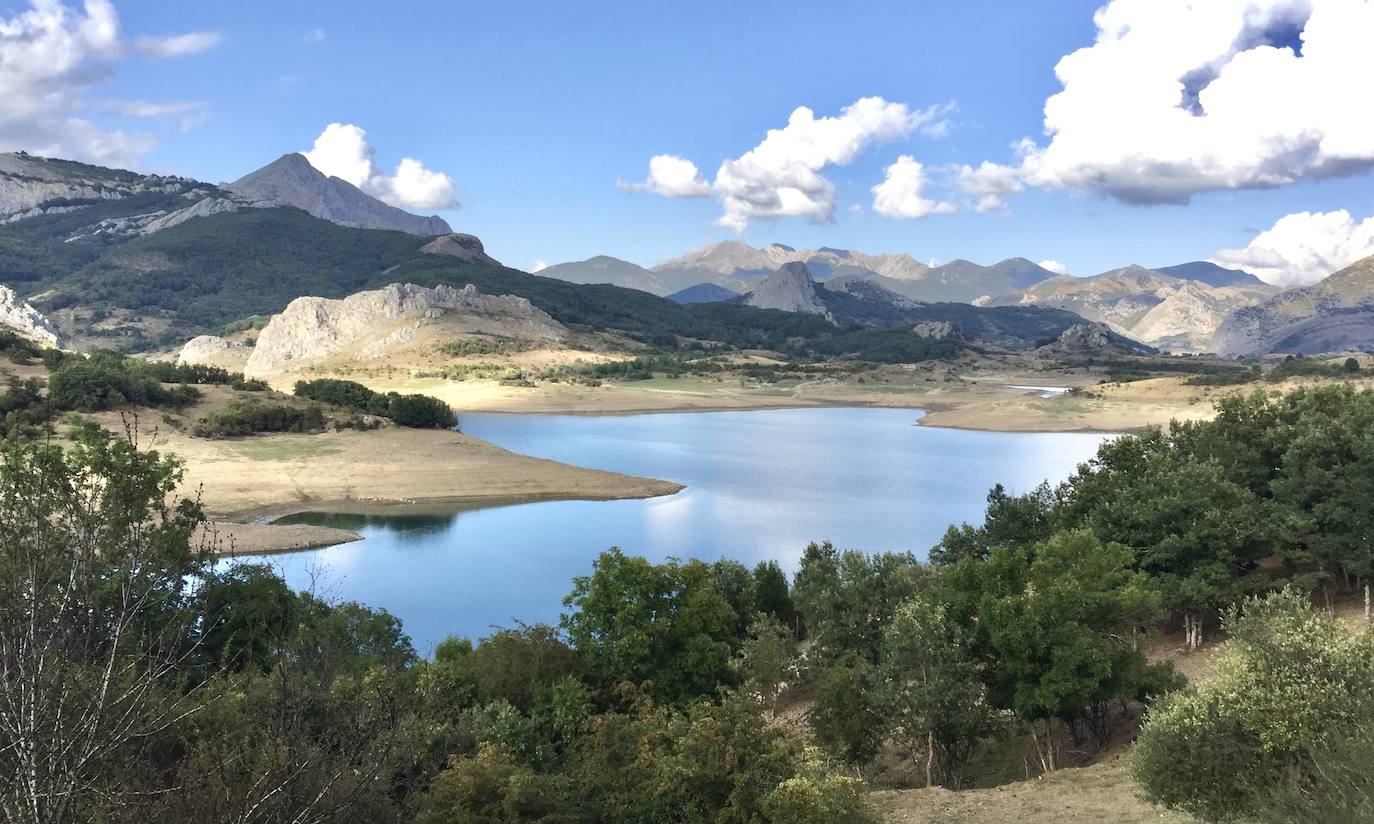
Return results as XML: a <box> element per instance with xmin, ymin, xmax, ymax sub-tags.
<box><xmin>267</xmin><ymin>408</ymin><xmax>1109</xmax><ymax>652</ymax></box>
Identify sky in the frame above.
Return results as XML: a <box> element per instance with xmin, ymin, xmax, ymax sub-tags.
<box><xmin>3</xmin><ymin>0</ymin><xmax>1374</xmax><ymax>284</ymax></box>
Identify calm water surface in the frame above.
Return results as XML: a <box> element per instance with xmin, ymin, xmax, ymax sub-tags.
<box><xmin>268</xmin><ymin>408</ymin><xmax>1109</xmax><ymax>651</ymax></box>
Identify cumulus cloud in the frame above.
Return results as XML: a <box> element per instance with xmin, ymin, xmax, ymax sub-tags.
<box><xmin>1016</xmin><ymin>0</ymin><xmax>1374</xmax><ymax>204</ymax></box>
<box><xmin>1210</xmin><ymin>209</ymin><xmax>1374</xmax><ymax>286</ymax></box>
<box><xmin>713</xmin><ymin>97</ymin><xmax>952</xmax><ymax>231</ymax></box>
<box><xmin>871</xmin><ymin>155</ymin><xmax>956</xmax><ymax>220</ymax></box>
<box><xmin>954</xmin><ymin>161</ymin><xmax>1022</xmax><ymax>213</ymax></box>
<box><xmin>134</xmin><ymin>30</ymin><xmax>222</xmax><ymax>59</ymax></box>
<box><xmin>303</xmin><ymin>123</ymin><xmax>458</xmax><ymax>211</ymax></box>
<box><xmin>618</xmin><ymin>154</ymin><xmax>711</xmax><ymax>197</ymax></box>
<box><xmin>0</xmin><ymin>0</ymin><xmax>187</xmax><ymax>166</ymax></box>
<box><xmin>1038</xmin><ymin>259</ymin><xmax>1069</xmax><ymax>274</ymax></box>
<box><xmin>625</xmin><ymin>97</ymin><xmax>953</xmax><ymax>232</ymax></box>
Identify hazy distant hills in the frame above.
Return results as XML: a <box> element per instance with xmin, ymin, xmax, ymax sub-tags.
<box><xmin>1213</xmin><ymin>254</ymin><xmax>1374</xmax><ymax>355</ymax></box>
<box><xmin>991</xmin><ymin>264</ymin><xmax>1280</xmax><ymax>352</ymax></box>
<box><xmin>666</xmin><ymin>283</ymin><xmax>739</xmax><ymax>304</ymax></box>
<box><xmin>536</xmin><ymin>256</ymin><xmax>673</xmax><ymax>295</ymax></box>
<box><xmin>227</xmin><ymin>153</ymin><xmax>451</xmax><ymax>236</ymax></box>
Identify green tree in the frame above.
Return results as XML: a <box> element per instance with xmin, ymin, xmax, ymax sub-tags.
<box><xmin>735</xmin><ymin>614</ymin><xmax>794</xmax><ymax>716</ymax></box>
<box><xmin>752</xmin><ymin>560</ymin><xmax>796</xmax><ymax>630</ymax></box>
<box><xmin>956</xmin><ymin>530</ymin><xmax>1176</xmax><ymax>769</ymax></box>
<box><xmin>808</xmin><ymin>653</ymin><xmax>886</xmax><ymax>766</ymax></box>
<box><xmin>879</xmin><ymin>593</ymin><xmax>999</xmax><ymax>787</ymax></box>
<box><xmin>561</xmin><ymin>549</ymin><xmax>740</xmax><ymax>702</ymax></box>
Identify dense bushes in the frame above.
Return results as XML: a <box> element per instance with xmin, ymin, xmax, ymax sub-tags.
<box><xmin>1133</xmin><ymin>589</ymin><xmax>1374</xmax><ymax>821</ymax></box>
<box><xmin>193</xmin><ymin>400</ymin><xmax>326</xmax><ymax>437</ymax></box>
<box><xmin>47</xmin><ymin>352</ymin><xmax>200</xmax><ymax>411</ymax></box>
<box><xmin>294</xmin><ymin>378</ymin><xmax>455</xmax><ymax>429</ymax></box>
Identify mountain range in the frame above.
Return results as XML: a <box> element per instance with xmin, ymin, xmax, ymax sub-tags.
<box><xmin>1213</xmin><ymin>255</ymin><xmax>1374</xmax><ymax>355</ymax></box>
<box><xmin>540</xmin><ymin>243</ymin><xmax>1296</xmax><ymax>353</ymax></box>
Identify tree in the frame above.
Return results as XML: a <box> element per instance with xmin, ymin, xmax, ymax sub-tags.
<box><xmin>752</xmin><ymin>560</ymin><xmax>796</xmax><ymax>631</ymax></box>
<box><xmin>0</xmin><ymin>429</ymin><xmax>211</xmax><ymax>823</ymax></box>
<box><xmin>1058</xmin><ymin>429</ymin><xmax>1269</xmax><ymax>649</ymax></box>
<box><xmin>878</xmin><ymin>593</ymin><xmax>999</xmax><ymax>787</ymax></box>
<box><xmin>1133</xmin><ymin>589</ymin><xmax>1374</xmax><ymax>822</ymax></box>
<box><xmin>560</xmin><ymin>549</ymin><xmax>740</xmax><ymax>702</ymax></box>
<box><xmin>792</xmin><ymin>541</ymin><xmax>926</xmax><ymax>666</ymax></box>
<box><xmin>956</xmin><ymin>530</ymin><xmax>1177</xmax><ymax>769</ymax></box>
<box><xmin>808</xmin><ymin>654</ymin><xmax>886</xmax><ymax>766</ymax></box>
<box><xmin>735</xmin><ymin>614</ymin><xmax>794</xmax><ymax>716</ymax></box>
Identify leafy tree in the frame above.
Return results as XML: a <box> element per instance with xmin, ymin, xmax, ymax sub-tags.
<box><xmin>735</xmin><ymin>614</ymin><xmax>794</xmax><ymax>715</ymax></box>
<box><xmin>416</xmin><ymin>744</ymin><xmax>586</xmax><ymax>824</ymax></box>
<box><xmin>954</xmin><ymin>530</ymin><xmax>1177</xmax><ymax>768</ymax></box>
<box><xmin>752</xmin><ymin>560</ymin><xmax>796</xmax><ymax>630</ymax></box>
<box><xmin>1058</xmin><ymin>428</ymin><xmax>1269</xmax><ymax>648</ymax></box>
<box><xmin>561</xmin><ymin>549</ymin><xmax>740</xmax><ymax>702</ymax></box>
<box><xmin>931</xmin><ymin>482</ymin><xmax>1056</xmax><ymax>566</ymax></box>
<box><xmin>792</xmin><ymin>541</ymin><xmax>926</xmax><ymax>666</ymax></box>
<box><xmin>0</xmin><ymin>429</ymin><xmax>210</xmax><ymax>821</ymax></box>
<box><xmin>878</xmin><ymin>593</ymin><xmax>999</xmax><ymax>787</ymax></box>
<box><xmin>808</xmin><ymin>653</ymin><xmax>886</xmax><ymax>766</ymax></box>
<box><xmin>1133</xmin><ymin>588</ymin><xmax>1374</xmax><ymax>822</ymax></box>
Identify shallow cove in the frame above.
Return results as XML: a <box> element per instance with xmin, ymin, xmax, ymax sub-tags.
<box><xmin>269</xmin><ymin>408</ymin><xmax>1109</xmax><ymax>651</ymax></box>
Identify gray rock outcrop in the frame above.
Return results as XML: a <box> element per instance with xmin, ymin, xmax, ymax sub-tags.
<box><xmin>743</xmin><ymin>262</ymin><xmax>830</xmax><ymax>317</ymax></box>
<box><xmin>178</xmin><ymin>335</ymin><xmax>251</xmax><ymax>368</ymax></box>
<box><xmin>245</xmin><ymin>283</ymin><xmax>564</xmax><ymax>376</ymax></box>
<box><xmin>911</xmin><ymin>321</ymin><xmax>962</xmax><ymax>340</ymax></box>
<box><xmin>0</xmin><ymin>285</ymin><xmax>64</xmax><ymax>348</ymax></box>
<box><xmin>420</xmin><ymin>233</ymin><xmax>501</xmax><ymax>266</ymax></box>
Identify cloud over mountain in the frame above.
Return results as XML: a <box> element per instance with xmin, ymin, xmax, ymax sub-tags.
<box><xmin>1211</xmin><ymin>209</ymin><xmax>1374</xmax><ymax>286</ymax></box>
<box><xmin>871</xmin><ymin>156</ymin><xmax>954</xmax><ymax>219</ymax></box>
<box><xmin>625</xmin><ymin>97</ymin><xmax>953</xmax><ymax>232</ymax></box>
<box><xmin>0</xmin><ymin>0</ymin><xmax>216</xmax><ymax>167</ymax></box>
<box><xmin>303</xmin><ymin>123</ymin><xmax>458</xmax><ymax>211</ymax></box>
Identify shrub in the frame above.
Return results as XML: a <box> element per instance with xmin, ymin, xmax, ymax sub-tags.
<box><xmin>47</xmin><ymin>353</ymin><xmax>199</xmax><ymax>412</ymax></box>
<box><xmin>293</xmin><ymin>378</ymin><xmax>454</xmax><ymax>429</ymax></box>
<box><xmin>193</xmin><ymin>401</ymin><xmax>326</xmax><ymax>437</ymax></box>
<box><xmin>1133</xmin><ymin>589</ymin><xmax>1374</xmax><ymax>821</ymax></box>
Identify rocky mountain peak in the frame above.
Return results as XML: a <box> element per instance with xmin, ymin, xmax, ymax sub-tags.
<box><xmin>420</xmin><ymin>233</ymin><xmax>501</xmax><ymax>266</ymax></box>
<box><xmin>743</xmin><ymin>262</ymin><xmax>830</xmax><ymax>317</ymax></box>
<box><xmin>227</xmin><ymin>154</ymin><xmax>451</xmax><ymax>237</ymax></box>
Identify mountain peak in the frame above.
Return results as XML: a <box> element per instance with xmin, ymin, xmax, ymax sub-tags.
<box><xmin>744</xmin><ymin>262</ymin><xmax>829</xmax><ymax>316</ymax></box>
<box><xmin>228</xmin><ymin>154</ymin><xmax>451</xmax><ymax>237</ymax></box>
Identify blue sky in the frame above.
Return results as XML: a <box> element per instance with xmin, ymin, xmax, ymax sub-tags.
<box><xmin>4</xmin><ymin>0</ymin><xmax>1374</xmax><ymax>282</ymax></box>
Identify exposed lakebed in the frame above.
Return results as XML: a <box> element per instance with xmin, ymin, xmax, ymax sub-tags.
<box><xmin>270</xmin><ymin>408</ymin><xmax>1109</xmax><ymax>650</ymax></box>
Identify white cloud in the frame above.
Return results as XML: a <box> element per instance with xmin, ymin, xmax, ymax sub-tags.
<box><xmin>1210</xmin><ymin>209</ymin><xmax>1374</xmax><ymax>286</ymax></box>
<box><xmin>0</xmin><ymin>0</ymin><xmax>180</xmax><ymax>167</ymax></box>
<box><xmin>304</xmin><ymin>28</ymin><xmax>326</xmax><ymax>44</ymax></box>
<box><xmin>134</xmin><ymin>30</ymin><xmax>222</xmax><ymax>59</ymax></box>
<box><xmin>303</xmin><ymin>123</ymin><xmax>458</xmax><ymax>211</ymax></box>
<box><xmin>871</xmin><ymin>155</ymin><xmax>955</xmax><ymax>220</ymax></box>
<box><xmin>954</xmin><ymin>161</ymin><xmax>1022</xmax><ymax>213</ymax></box>
<box><xmin>529</xmin><ymin>259</ymin><xmax>549</xmax><ymax>273</ymax></box>
<box><xmin>618</xmin><ymin>154</ymin><xmax>710</xmax><ymax>197</ymax></box>
<box><xmin>1016</xmin><ymin>0</ymin><xmax>1374</xmax><ymax>204</ymax></box>
<box><xmin>1038</xmin><ymin>259</ymin><xmax>1069</xmax><ymax>274</ymax></box>
<box><xmin>627</xmin><ymin>97</ymin><xmax>953</xmax><ymax>232</ymax></box>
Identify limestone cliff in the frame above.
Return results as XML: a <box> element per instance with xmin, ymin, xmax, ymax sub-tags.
<box><xmin>0</xmin><ymin>285</ymin><xmax>64</xmax><ymax>348</ymax></box>
<box><xmin>245</xmin><ymin>283</ymin><xmax>564</xmax><ymax>377</ymax></box>
<box><xmin>744</xmin><ymin>262</ymin><xmax>831</xmax><ymax>317</ymax></box>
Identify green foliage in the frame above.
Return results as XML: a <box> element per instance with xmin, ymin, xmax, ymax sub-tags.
<box><xmin>560</xmin><ymin>549</ymin><xmax>741</xmax><ymax>703</ymax></box>
<box><xmin>294</xmin><ymin>378</ymin><xmax>455</xmax><ymax>428</ymax></box>
<box><xmin>1133</xmin><ymin>589</ymin><xmax>1374</xmax><ymax>822</ymax></box>
<box><xmin>808</xmin><ymin>654</ymin><xmax>887</xmax><ymax>766</ymax></box>
<box><xmin>46</xmin><ymin>351</ymin><xmax>200</xmax><ymax>411</ymax></box>
<box><xmin>1264</xmin><ymin>354</ymin><xmax>1360</xmax><ymax>382</ymax></box>
<box><xmin>951</xmin><ymin>531</ymin><xmax>1177</xmax><ymax>743</ymax></box>
<box><xmin>878</xmin><ymin>593</ymin><xmax>1000</xmax><ymax>787</ymax></box>
<box><xmin>792</xmin><ymin>541</ymin><xmax>926</xmax><ymax>665</ymax></box>
<box><xmin>752</xmin><ymin>560</ymin><xmax>797</xmax><ymax>629</ymax></box>
<box><xmin>0</xmin><ymin>376</ymin><xmax>52</xmax><ymax>439</ymax></box>
<box><xmin>193</xmin><ymin>400</ymin><xmax>326</xmax><ymax>437</ymax></box>
<box><xmin>735</xmin><ymin>614</ymin><xmax>794</xmax><ymax>713</ymax></box>
<box><xmin>416</xmin><ymin>744</ymin><xmax>586</xmax><ymax>824</ymax></box>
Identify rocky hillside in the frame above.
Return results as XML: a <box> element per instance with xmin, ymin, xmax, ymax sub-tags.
<box><xmin>0</xmin><ymin>285</ymin><xmax>64</xmax><ymax>348</ymax></box>
<box><xmin>1212</xmin><ymin>254</ymin><xmax>1374</xmax><ymax>355</ymax></box>
<box><xmin>915</xmin><ymin>257</ymin><xmax>1058</xmax><ymax>303</ymax></box>
<box><xmin>180</xmin><ymin>282</ymin><xmax>565</xmax><ymax>378</ymax></box>
<box><xmin>993</xmin><ymin>265</ymin><xmax>1278</xmax><ymax>352</ymax></box>
<box><xmin>743</xmin><ymin>262</ymin><xmax>831</xmax><ymax>317</ymax></box>
<box><xmin>227</xmin><ymin>154</ymin><xmax>451</xmax><ymax>236</ymax></box>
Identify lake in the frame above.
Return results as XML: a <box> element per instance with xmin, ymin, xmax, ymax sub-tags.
<box><xmin>269</xmin><ymin>408</ymin><xmax>1109</xmax><ymax>651</ymax></box>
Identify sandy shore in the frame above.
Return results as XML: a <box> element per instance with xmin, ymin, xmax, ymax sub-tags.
<box><xmin>361</xmin><ymin>370</ymin><xmax>1227</xmax><ymax>432</ymax></box>
<box><xmin>199</xmin><ymin>521</ymin><xmax>363</xmax><ymax>556</ymax></box>
<box><xmin>99</xmin><ymin>409</ymin><xmax>684</xmax><ymax>554</ymax></box>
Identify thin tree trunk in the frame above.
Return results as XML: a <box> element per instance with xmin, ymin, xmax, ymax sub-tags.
<box><xmin>926</xmin><ymin>730</ymin><xmax>936</xmax><ymax>788</ymax></box>
<box><xmin>1365</xmin><ymin>581</ymin><xmax>1371</xmax><ymax>623</ymax></box>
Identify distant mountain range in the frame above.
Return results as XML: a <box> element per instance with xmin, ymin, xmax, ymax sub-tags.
<box><xmin>538</xmin><ymin>242</ymin><xmax>1286</xmax><ymax>352</ymax></box>
<box><xmin>1213</xmin><ymin>255</ymin><xmax>1374</xmax><ymax>355</ymax></box>
<box><xmin>991</xmin><ymin>264</ymin><xmax>1280</xmax><ymax>352</ymax></box>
